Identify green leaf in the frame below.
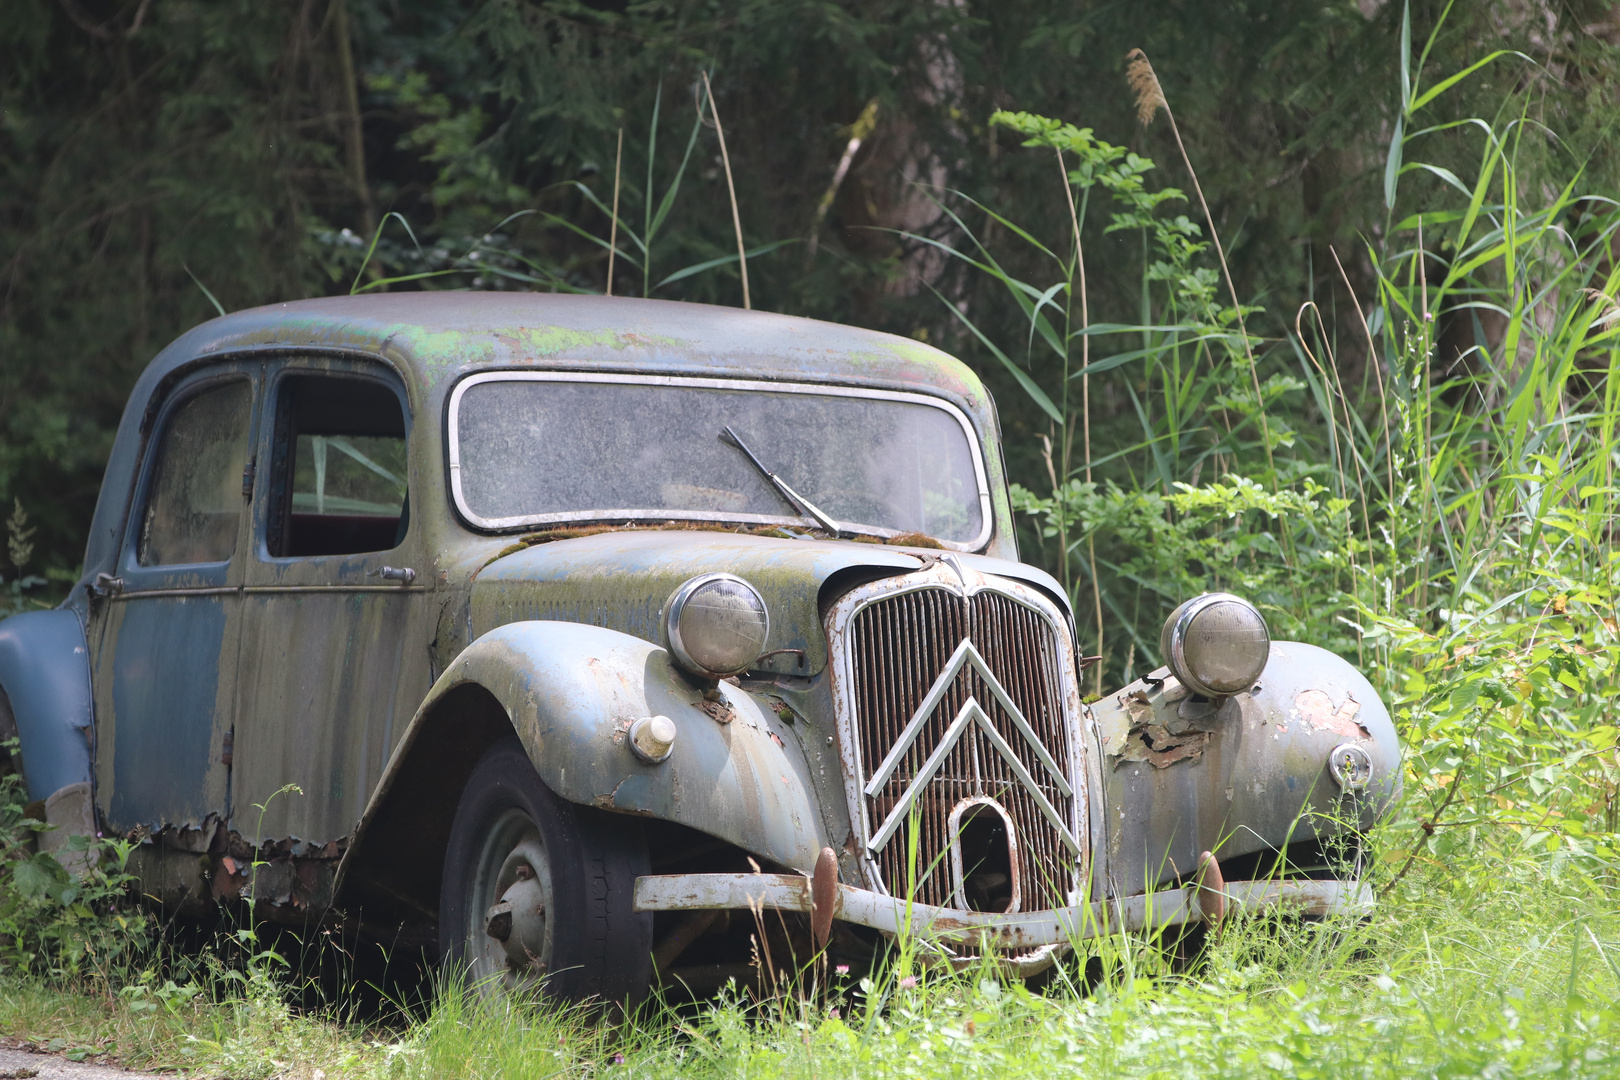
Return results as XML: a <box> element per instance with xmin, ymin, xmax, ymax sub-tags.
<box><xmin>1409</xmin><ymin>51</ymin><xmax>1520</xmax><ymax>114</ymax></box>
<box><xmin>13</xmin><ymin>852</ymin><xmax>64</xmax><ymax>898</ymax></box>
<box><xmin>1392</xmin><ymin>210</ymin><xmax>1470</xmax><ymax>232</ymax></box>
<box><xmin>647</xmin><ymin>110</ymin><xmax>704</xmax><ymax>246</ymax></box>
<box><xmin>1402</xmin><ymin>162</ymin><xmax>1471</xmax><ymax>198</ymax></box>
<box><xmin>1384</xmin><ymin>113</ymin><xmax>1405</xmax><ymax>211</ymax></box>
<box><xmin>1069</xmin><ymin>333</ymin><xmax>1240</xmax><ymax>379</ymax></box>
<box><xmin>1399</xmin><ymin>1</ymin><xmax>1412</xmax><ymax>108</ymax></box>
<box><xmin>653</xmin><ymin>239</ymin><xmax>795</xmax><ymax>289</ymax></box>
<box><xmin>1449</xmin><ymin>679</ymin><xmax>1481</xmax><ymax>714</ymax></box>
<box><xmin>182</xmin><ymin>264</ymin><xmax>226</xmax><ymax>318</ymax></box>
<box><xmin>538</xmin><ymin>208</ymin><xmax>645</xmax><ymax>266</ymax></box>
<box><xmin>925</xmin><ymin>283</ymin><xmax>1062</xmax><ymax>423</ymax></box>
<box><xmin>349</xmin><ymin>212</ymin><xmax>425</xmax><ymax>296</ymax></box>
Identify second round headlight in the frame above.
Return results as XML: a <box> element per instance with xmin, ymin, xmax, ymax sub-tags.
<box><xmin>1160</xmin><ymin>592</ymin><xmax>1271</xmax><ymax>698</ymax></box>
<box><xmin>665</xmin><ymin>573</ymin><xmax>770</xmax><ymax>678</ymax></box>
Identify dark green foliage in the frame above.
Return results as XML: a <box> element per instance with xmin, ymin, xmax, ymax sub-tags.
<box><xmin>0</xmin><ymin>749</ymin><xmax>153</xmax><ymax>978</ymax></box>
<box><xmin>4</xmin><ymin>0</ymin><xmax>1618</xmax><ymax>630</ymax></box>
<box><xmin>1</xmin><ymin>1</ymin><xmax>357</xmax><ymax>581</ymax></box>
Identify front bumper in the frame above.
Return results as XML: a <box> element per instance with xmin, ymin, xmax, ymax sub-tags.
<box><xmin>634</xmin><ymin>872</ymin><xmax>1373</xmax><ymax>971</ymax></box>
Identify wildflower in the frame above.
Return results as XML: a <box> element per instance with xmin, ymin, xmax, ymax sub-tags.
<box><xmin>835</xmin><ymin>964</ymin><xmax>850</xmax><ymax>975</ymax></box>
<box><xmin>610</xmin><ymin>1052</ymin><xmax>625</xmax><ymax>1065</ymax></box>
<box><xmin>898</xmin><ymin>976</ymin><xmax>918</xmax><ymax>989</ymax></box>
<box><xmin>829</xmin><ymin>1007</ymin><xmax>841</xmax><ymax>1020</ymax></box>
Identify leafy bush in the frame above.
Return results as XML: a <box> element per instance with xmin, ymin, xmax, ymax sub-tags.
<box><xmin>0</xmin><ymin>753</ymin><xmax>153</xmax><ymax>979</ymax></box>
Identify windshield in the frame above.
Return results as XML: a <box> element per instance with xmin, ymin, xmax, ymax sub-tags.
<box><xmin>449</xmin><ymin>374</ymin><xmax>989</xmax><ymax>546</ymax></box>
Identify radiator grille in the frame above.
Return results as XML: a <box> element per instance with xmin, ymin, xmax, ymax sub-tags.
<box><xmin>841</xmin><ymin>583</ymin><xmax>1082</xmax><ymax>910</ymax></box>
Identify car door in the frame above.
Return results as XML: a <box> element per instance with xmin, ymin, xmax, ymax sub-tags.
<box><xmin>232</xmin><ymin>357</ymin><xmax>435</xmax><ymax>845</ymax></box>
<box><xmin>90</xmin><ymin>364</ymin><xmax>261</xmax><ymax>838</ymax></box>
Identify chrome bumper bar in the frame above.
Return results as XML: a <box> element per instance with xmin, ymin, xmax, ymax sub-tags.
<box><xmin>633</xmin><ymin>872</ymin><xmax>1373</xmax><ymax>950</ymax></box>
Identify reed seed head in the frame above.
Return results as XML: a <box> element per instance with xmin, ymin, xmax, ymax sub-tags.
<box><xmin>1584</xmin><ymin>288</ymin><xmax>1620</xmax><ymax>327</ymax></box>
<box><xmin>1126</xmin><ymin>48</ymin><xmax>1166</xmax><ymax>126</ymax></box>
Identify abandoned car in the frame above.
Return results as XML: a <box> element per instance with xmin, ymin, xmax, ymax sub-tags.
<box><xmin>0</xmin><ymin>293</ymin><xmax>1399</xmax><ymax>1000</ymax></box>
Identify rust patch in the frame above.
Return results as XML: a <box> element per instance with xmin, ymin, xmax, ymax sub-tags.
<box><xmin>479</xmin><ymin>542</ymin><xmax>529</xmax><ymax>570</ymax></box>
<box><xmin>698</xmin><ymin>698</ymin><xmax>735</xmax><ymax>724</ymax></box>
<box><xmin>811</xmin><ymin>846</ymin><xmax>838</xmax><ymax>949</ymax></box>
<box><xmin>1124</xmin><ymin>689</ymin><xmax>1154</xmax><ymax>729</ymax></box>
<box><xmin>1293</xmin><ymin>689</ymin><xmax>1369</xmax><ymax>738</ymax></box>
<box><xmin>1116</xmin><ymin>689</ymin><xmax>1211</xmax><ymax>768</ymax></box>
<box><xmin>211</xmin><ymin>854</ymin><xmax>248</xmax><ymax>902</ymax></box>
<box><xmin>1196</xmin><ymin>850</ymin><xmax>1226</xmax><ymax>923</ymax></box>
<box><xmin>1120</xmin><ymin>727</ymin><xmax>1210</xmax><ymax>768</ymax></box>
<box><xmin>604</xmin><ymin>776</ymin><xmax>655</xmax><ymax>814</ymax></box>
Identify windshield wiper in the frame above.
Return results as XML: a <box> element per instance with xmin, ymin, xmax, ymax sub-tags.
<box><xmin>720</xmin><ymin>426</ymin><xmax>843</xmax><ymax>537</ymax></box>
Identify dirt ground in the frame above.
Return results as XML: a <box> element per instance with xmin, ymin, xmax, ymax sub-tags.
<box><xmin>0</xmin><ymin>1046</ymin><xmax>168</xmax><ymax>1079</ymax></box>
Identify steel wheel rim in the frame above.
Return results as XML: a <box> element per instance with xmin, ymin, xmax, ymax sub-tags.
<box><xmin>464</xmin><ymin>806</ymin><xmax>552</xmax><ymax>990</ymax></box>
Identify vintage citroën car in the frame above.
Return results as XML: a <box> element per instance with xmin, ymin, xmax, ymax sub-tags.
<box><xmin>0</xmin><ymin>293</ymin><xmax>1397</xmax><ymax>1001</ymax></box>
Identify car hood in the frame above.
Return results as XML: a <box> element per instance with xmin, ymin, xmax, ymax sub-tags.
<box><xmin>469</xmin><ymin>529</ymin><xmax>1069</xmax><ymax>677</ymax></box>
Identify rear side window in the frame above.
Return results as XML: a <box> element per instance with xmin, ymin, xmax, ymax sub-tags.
<box><xmin>268</xmin><ymin>374</ymin><xmax>407</xmax><ymax>557</ymax></box>
<box><xmin>138</xmin><ymin>380</ymin><xmax>253</xmax><ymax>567</ymax></box>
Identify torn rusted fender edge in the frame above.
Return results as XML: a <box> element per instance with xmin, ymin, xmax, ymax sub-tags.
<box><xmin>632</xmin><ymin>872</ymin><xmax>1373</xmax><ymax>951</ymax></box>
<box><xmin>129</xmin><ymin>829</ymin><xmax>347</xmax><ymax>916</ymax></box>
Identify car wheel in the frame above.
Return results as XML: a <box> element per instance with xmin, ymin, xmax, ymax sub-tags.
<box><xmin>438</xmin><ymin>737</ymin><xmax>653</xmax><ymax>1005</ymax></box>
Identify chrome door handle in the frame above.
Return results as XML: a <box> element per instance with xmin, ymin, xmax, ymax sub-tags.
<box><xmin>89</xmin><ymin>572</ymin><xmax>125</xmax><ymax>598</ymax></box>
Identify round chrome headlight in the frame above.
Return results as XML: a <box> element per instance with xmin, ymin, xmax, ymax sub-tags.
<box><xmin>1160</xmin><ymin>592</ymin><xmax>1270</xmax><ymax>698</ymax></box>
<box><xmin>665</xmin><ymin>573</ymin><xmax>770</xmax><ymax>678</ymax></box>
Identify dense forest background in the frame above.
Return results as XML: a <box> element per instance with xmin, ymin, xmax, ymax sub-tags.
<box><xmin>3</xmin><ymin>0</ymin><xmax>1618</xmax><ymax>679</ymax></box>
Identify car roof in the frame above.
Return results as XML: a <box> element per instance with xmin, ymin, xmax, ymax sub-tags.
<box><xmin>76</xmin><ymin>293</ymin><xmax>1011</xmax><ymax>585</ymax></box>
<box><xmin>151</xmin><ymin>292</ymin><xmax>992</xmax><ymax>412</ymax></box>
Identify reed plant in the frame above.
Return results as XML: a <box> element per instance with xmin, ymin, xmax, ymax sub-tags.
<box><xmin>917</xmin><ymin>0</ymin><xmax>1620</xmax><ymax>908</ymax></box>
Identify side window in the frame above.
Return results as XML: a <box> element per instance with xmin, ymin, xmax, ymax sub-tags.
<box><xmin>268</xmin><ymin>374</ymin><xmax>407</xmax><ymax>557</ymax></box>
<box><xmin>138</xmin><ymin>380</ymin><xmax>253</xmax><ymax>567</ymax></box>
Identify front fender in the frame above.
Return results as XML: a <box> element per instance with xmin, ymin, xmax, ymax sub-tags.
<box><xmin>338</xmin><ymin>620</ymin><xmax>837</xmax><ymax>923</ymax></box>
<box><xmin>0</xmin><ymin>610</ymin><xmax>96</xmax><ymax>859</ymax></box>
<box><xmin>442</xmin><ymin>621</ymin><xmax>833</xmax><ymax>869</ymax></box>
<box><xmin>1095</xmin><ymin>641</ymin><xmax>1400</xmax><ymax>891</ymax></box>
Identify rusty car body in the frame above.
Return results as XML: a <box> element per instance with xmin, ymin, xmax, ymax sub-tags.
<box><xmin>0</xmin><ymin>293</ymin><xmax>1399</xmax><ymax>999</ymax></box>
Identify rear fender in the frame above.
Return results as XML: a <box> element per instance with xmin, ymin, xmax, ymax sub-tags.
<box><xmin>337</xmin><ymin>621</ymin><xmax>835</xmax><ymax>923</ymax></box>
<box><xmin>0</xmin><ymin>610</ymin><xmax>96</xmax><ymax>857</ymax></box>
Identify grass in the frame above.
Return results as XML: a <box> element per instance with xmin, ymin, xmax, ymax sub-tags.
<box><xmin>2</xmin><ymin>860</ymin><xmax>1616</xmax><ymax>1077</ymax></box>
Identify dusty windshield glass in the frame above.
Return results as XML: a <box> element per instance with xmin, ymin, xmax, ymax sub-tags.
<box><xmin>452</xmin><ymin>377</ymin><xmax>986</xmax><ymax>544</ymax></box>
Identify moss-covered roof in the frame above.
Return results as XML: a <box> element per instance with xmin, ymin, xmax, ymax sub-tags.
<box><xmin>160</xmin><ymin>293</ymin><xmax>990</xmax><ymax>411</ymax></box>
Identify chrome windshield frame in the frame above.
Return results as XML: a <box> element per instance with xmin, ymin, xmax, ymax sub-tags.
<box><xmin>444</xmin><ymin>370</ymin><xmax>995</xmax><ymax>552</ymax></box>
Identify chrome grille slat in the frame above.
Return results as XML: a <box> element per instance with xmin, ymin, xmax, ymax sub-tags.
<box><xmin>831</xmin><ymin>575</ymin><xmax>1087</xmax><ymax>912</ymax></box>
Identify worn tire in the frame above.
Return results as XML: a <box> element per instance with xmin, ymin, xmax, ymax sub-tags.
<box><xmin>438</xmin><ymin>737</ymin><xmax>653</xmax><ymax>1005</ymax></box>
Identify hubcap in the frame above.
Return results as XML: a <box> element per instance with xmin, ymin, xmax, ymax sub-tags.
<box><xmin>465</xmin><ymin>808</ymin><xmax>552</xmax><ymax>989</ymax></box>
